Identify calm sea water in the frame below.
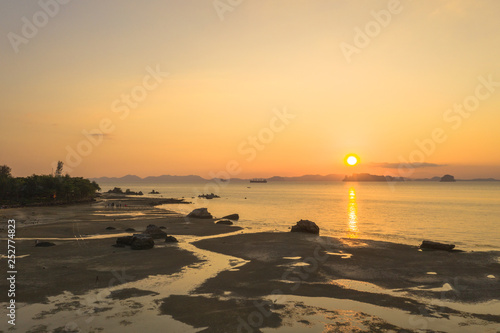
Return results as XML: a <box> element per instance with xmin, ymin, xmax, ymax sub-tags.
<box><xmin>99</xmin><ymin>181</ymin><xmax>500</xmax><ymax>251</ymax></box>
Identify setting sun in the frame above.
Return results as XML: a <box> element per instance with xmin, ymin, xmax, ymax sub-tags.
<box><xmin>345</xmin><ymin>155</ymin><xmax>359</xmax><ymax>166</ymax></box>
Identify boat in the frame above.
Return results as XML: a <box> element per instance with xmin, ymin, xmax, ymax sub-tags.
<box><xmin>250</xmin><ymin>178</ymin><xmax>267</xmax><ymax>183</ymax></box>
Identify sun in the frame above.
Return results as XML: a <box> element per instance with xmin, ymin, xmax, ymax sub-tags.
<box><xmin>345</xmin><ymin>154</ymin><xmax>359</xmax><ymax>166</ymax></box>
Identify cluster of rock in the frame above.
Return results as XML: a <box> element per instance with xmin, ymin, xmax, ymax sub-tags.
<box><xmin>107</xmin><ymin>187</ymin><xmax>144</xmax><ymax>195</ymax></box>
<box><xmin>198</xmin><ymin>193</ymin><xmax>220</xmax><ymax>199</ymax></box>
<box><xmin>114</xmin><ymin>224</ymin><xmax>178</xmax><ymax>250</ymax></box>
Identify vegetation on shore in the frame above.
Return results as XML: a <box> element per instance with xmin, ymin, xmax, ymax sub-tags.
<box><xmin>0</xmin><ymin>162</ymin><xmax>100</xmax><ymax>207</ymax></box>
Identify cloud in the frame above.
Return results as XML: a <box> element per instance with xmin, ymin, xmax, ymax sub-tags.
<box><xmin>370</xmin><ymin>162</ymin><xmax>446</xmax><ymax>169</ymax></box>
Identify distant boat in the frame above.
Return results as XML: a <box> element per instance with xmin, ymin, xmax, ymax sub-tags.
<box><xmin>250</xmin><ymin>178</ymin><xmax>267</xmax><ymax>183</ymax></box>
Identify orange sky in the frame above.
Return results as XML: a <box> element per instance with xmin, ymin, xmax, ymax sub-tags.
<box><xmin>1</xmin><ymin>0</ymin><xmax>499</xmax><ymax>179</ymax></box>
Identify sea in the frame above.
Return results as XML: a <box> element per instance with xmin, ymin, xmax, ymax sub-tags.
<box><xmin>97</xmin><ymin>180</ymin><xmax>500</xmax><ymax>252</ymax></box>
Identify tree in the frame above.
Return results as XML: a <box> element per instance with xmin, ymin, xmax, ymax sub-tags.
<box><xmin>55</xmin><ymin>161</ymin><xmax>64</xmax><ymax>177</ymax></box>
<box><xmin>0</xmin><ymin>165</ymin><xmax>12</xmax><ymax>178</ymax></box>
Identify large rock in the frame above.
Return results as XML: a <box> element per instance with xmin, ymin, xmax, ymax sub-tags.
<box><xmin>290</xmin><ymin>220</ymin><xmax>320</xmax><ymax>235</ymax></box>
<box><xmin>144</xmin><ymin>224</ymin><xmax>167</xmax><ymax>239</ymax></box>
<box><xmin>420</xmin><ymin>240</ymin><xmax>455</xmax><ymax>251</ymax></box>
<box><xmin>216</xmin><ymin>219</ymin><xmax>233</xmax><ymax>225</ymax></box>
<box><xmin>116</xmin><ymin>236</ymin><xmax>134</xmax><ymax>246</ymax></box>
<box><xmin>130</xmin><ymin>234</ymin><xmax>154</xmax><ymax>250</ymax></box>
<box><xmin>222</xmin><ymin>214</ymin><xmax>239</xmax><ymax>221</ymax></box>
<box><xmin>187</xmin><ymin>208</ymin><xmax>213</xmax><ymax>219</ymax></box>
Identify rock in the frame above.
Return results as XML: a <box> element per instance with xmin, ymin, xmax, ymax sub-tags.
<box><xmin>187</xmin><ymin>208</ymin><xmax>213</xmax><ymax>219</ymax></box>
<box><xmin>159</xmin><ymin>226</ymin><xmax>166</xmax><ymax>229</ymax></box>
<box><xmin>144</xmin><ymin>224</ymin><xmax>167</xmax><ymax>239</ymax></box>
<box><xmin>105</xmin><ymin>226</ymin><xmax>116</xmax><ymax>230</ymax></box>
<box><xmin>290</xmin><ymin>219</ymin><xmax>320</xmax><ymax>235</ymax></box>
<box><xmin>420</xmin><ymin>240</ymin><xmax>455</xmax><ymax>251</ymax></box>
<box><xmin>222</xmin><ymin>214</ymin><xmax>239</xmax><ymax>221</ymax></box>
<box><xmin>216</xmin><ymin>219</ymin><xmax>233</xmax><ymax>225</ymax></box>
<box><xmin>125</xmin><ymin>228</ymin><xmax>136</xmax><ymax>232</ymax></box>
<box><xmin>440</xmin><ymin>174</ymin><xmax>456</xmax><ymax>182</ymax></box>
<box><xmin>116</xmin><ymin>236</ymin><xmax>134</xmax><ymax>246</ymax></box>
<box><xmin>165</xmin><ymin>235</ymin><xmax>178</xmax><ymax>243</ymax></box>
<box><xmin>130</xmin><ymin>234</ymin><xmax>154</xmax><ymax>250</ymax></box>
<box><xmin>35</xmin><ymin>241</ymin><xmax>56</xmax><ymax>247</ymax></box>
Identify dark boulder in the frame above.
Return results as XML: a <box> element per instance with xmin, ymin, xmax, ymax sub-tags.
<box><xmin>125</xmin><ymin>228</ymin><xmax>136</xmax><ymax>232</ymax></box>
<box><xmin>187</xmin><ymin>208</ymin><xmax>213</xmax><ymax>219</ymax></box>
<box><xmin>130</xmin><ymin>234</ymin><xmax>154</xmax><ymax>250</ymax></box>
<box><xmin>420</xmin><ymin>240</ymin><xmax>455</xmax><ymax>251</ymax></box>
<box><xmin>144</xmin><ymin>224</ymin><xmax>167</xmax><ymax>239</ymax></box>
<box><xmin>290</xmin><ymin>220</ymin><xmax>320</xmax><ymax>235</ymax></box>
<box><xmin>105</xmin><ymin>226</ymin><xmax>116</xmax><ymax>230</ymax></box>
<box><xmin>165</xmin><ymin>236</ymin><xmax>178</xmax><ymax>243</ymax></box>
<box><xmin>222</xmin><ymin>214</ymin><xmax>239</xmax><ymax>221</ymax></box>
<box><xmin>216</xmin><ymin>219</ymin><xmax>233</xmax><ymax>225</ymax></box>
<box><xmin>116</xmin><ymin>236</ymin><xmax>134</xmax><ymax>246</ymax></box>
<box><xmin>35</xmin><ymin>241</ymin><xmax>56</xmax><ymax>247</ymax></box>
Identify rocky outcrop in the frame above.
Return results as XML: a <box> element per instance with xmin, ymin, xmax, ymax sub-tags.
<box><xmin>420</xmin><ymin>240</ymin><xmax>455</xmax><ymax>251</ymax></box>
<box><xmin>216</xmin><ymin>219</ymin><xmax>233</xmax><ymax>225</ymax></box>
<box><xmin>187</xmin><ymin>208</ymin><xmax>213</xmax><ymax>219</ymax></box>
<box><xmin>222</xmin><ymin>214</ymin><xmax>239</xmax><ymax>221</ymax></box>
<box><xmin>290</xmin><ymin>220</ymin><xmax>320</xmax><ymax>235</ymax></box>
<box><xmin>130</xmin><ymin>234</ymin><xmax>154</xmax><ymax>250</ymax></box>
<box><xmin>144</xmin><ymin>224</ymin><xmax>167</xmax><ymax>239</ymax></box>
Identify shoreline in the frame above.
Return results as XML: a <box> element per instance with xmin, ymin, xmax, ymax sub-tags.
<box><xmin>1</xmin><ymin>195</ymin><xmax>499</xmax><ymax>332</ymax></box>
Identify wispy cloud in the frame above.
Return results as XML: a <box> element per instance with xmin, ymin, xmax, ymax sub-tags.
<box><xmin>370</xmin><ymin>162</ymin><xmax>446</xmax><ymax>169</ymax></box>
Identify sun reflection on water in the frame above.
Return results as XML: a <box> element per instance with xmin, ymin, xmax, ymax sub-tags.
<box><xmin>347</xmin><ymin>187</ymin><xmax>359</xmax><ymax>238</ymax></box>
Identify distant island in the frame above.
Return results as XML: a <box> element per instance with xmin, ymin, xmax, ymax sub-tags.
<box><xmin>440</xmin><ymin>174</ymin><xmax>456</xmax><ymax>182</ymax></box>
<box><xmin>343</xmin><ymin>173</ymin><xmax>405</xmax><ymax>182</ymax></box>
<box><xmin>89</xmin><ymin>173</ymin><xmax>499</xmax><ymax>183</ymax></box>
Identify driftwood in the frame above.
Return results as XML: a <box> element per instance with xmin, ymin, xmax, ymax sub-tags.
<box><xmin>420</xmin><ymin>240</ymin><xmax>455</xmax><ymax>251</ymax></box>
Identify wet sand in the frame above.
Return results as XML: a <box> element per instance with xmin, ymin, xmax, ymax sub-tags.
<box><xmin>1</xmin><ymin>195</ymin><xmax>499</xmax><ymax>332</ymax></box>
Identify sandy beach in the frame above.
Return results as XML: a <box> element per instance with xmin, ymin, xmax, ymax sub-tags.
<box><xmin>1</xmin><ymin>195</ymin><xmax>499</xmax><ymax>332</ymax></box>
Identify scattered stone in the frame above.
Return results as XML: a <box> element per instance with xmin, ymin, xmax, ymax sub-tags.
<box><xmin>187</xmin><ymin>208</ymin><xmax>213</xmax><ymax>219</ymax></box>
<box><xmin>144</xmin><ymin>224</ymin><xmax>167</xmax><ymax>239</ymax></box>
<box><xmin>35</xmin><ymin>241</ymin><xmax>56</xmax><ymax>247</ymax></box>
<box><xmin>420</xmin><ymin>240</ymin><xmax>455</xmax><ymax>251</ymax></box>
<box><xmin>290</xmin><ymin>220</ymin><xmax>320</xmax><ymax>235</ymax></box>
<box><xmin>216</xmin><ymin>219</ymin><xmax>233</xmax><ymax>225</ymax></box>
<box><xmin>165</xmin><ymin>235</ymin><xmax>178</xmax><ymax>243</ymax></box>
<box><xmin>222</xmin><ymin>214</ymin><xmax>239</xmax><ymax>221</ymax></box>
<box><xmin>130</xmin><ymin>234</ymin><xmax>154</xmax><ymax>250</ymax></box>
<box><xmin>125</xmin><ymin>228</ymin><xmax>136</xmax><ymax>232</ymax></box>
<box><xmin>105</xmin><ymin>226</ymin><xmax>116</xmax><ymax>230</ymax></box>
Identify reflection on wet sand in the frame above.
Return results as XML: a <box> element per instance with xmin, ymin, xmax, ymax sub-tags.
<box><xmin>347</xmin><ymin>187</ymin><xmax>359</xmax><ymax>238</ymax></box>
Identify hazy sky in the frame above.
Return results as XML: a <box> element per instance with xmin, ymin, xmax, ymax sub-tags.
<box><xmin>1</xmin><ymin>0</ymin><xmax>499</xmax><ymax>179</ymax></box>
